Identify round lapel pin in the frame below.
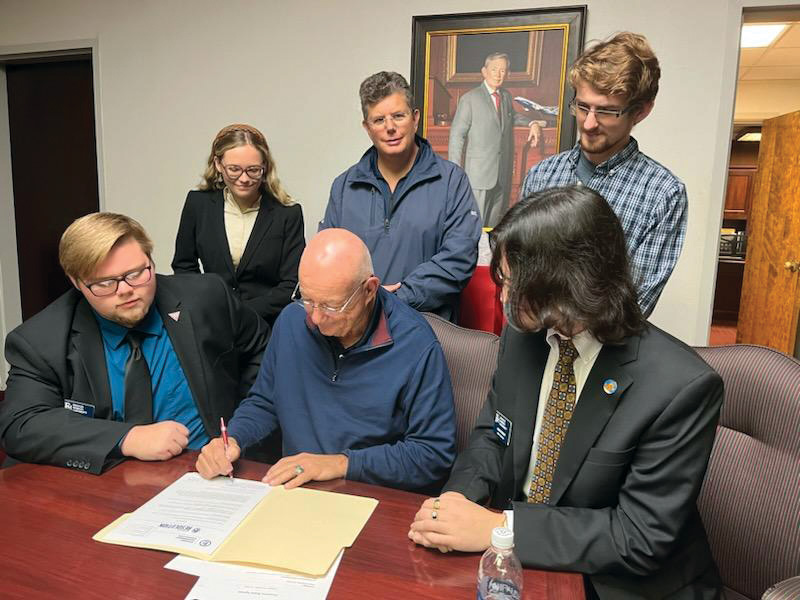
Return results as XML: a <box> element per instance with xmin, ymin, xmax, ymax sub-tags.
<box><xmin>603</xmin><ymin>379</ymin><xmax>618</xmax><ymax>395</ymax></box>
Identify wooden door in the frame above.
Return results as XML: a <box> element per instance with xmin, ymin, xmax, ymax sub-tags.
<box><xmin>737</xmin><ymin>110</ymin><xmax>800</xmax><ymax>352</ymax></box>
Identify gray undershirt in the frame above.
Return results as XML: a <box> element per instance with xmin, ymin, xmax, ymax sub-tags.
<box><xmin>576</xmin><ymin>151</ymin><xmax>596</xmax><ymax>185</ymax></box>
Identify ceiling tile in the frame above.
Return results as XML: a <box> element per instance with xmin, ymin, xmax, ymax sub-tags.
<box><xmin>741</xmin><ymin>65</ymin><xmax>800</xmax><ymax>79</ymax></box>
<box><xmin>756</xmin><ymin>47</ymin><xmax>800</xmax><ymax>67</ymax></box>
<box><xmin>739</xmin><ymin>47</ymin><xmax>766</xmax><ymax>66</ymax></box>
<box><xmin>774</xmin><ymin>23</ymin><xmax>800</xmax><ymax>48</ymax></box>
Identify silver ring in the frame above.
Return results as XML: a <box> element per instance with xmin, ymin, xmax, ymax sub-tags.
<box><xmin>294</xmin><ymin>465</ymin><xmax>304</xmax><ymax>475</ymax></box>
<box><xmin>431</xmin><ymin>510</ymin><xmax>438</xmax><ymax>520</ymax></box>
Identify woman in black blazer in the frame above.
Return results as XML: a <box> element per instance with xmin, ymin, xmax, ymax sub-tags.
<box><xmin>172</xmin><ymin>123</ymin><xmax>304</xmax><ymax>325</ymax></box>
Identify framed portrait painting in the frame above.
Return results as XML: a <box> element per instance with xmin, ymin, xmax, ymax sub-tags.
<box><xmin>411</xmin><ymin>7</ymin><xmax>586</xmax><ymax>226</ymax></box>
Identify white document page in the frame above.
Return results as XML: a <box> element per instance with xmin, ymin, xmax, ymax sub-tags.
<box><xmin>102</xmin><ymin>472</ymin><xmax>271</xmax><ymax>556</ymax></box>
<box><xmin>172</xmin><ymin>550</ymin><xmax>344</xmax><ymax>600</ymax></box>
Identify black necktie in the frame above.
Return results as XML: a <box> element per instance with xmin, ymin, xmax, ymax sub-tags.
<box><xmin>124</xmin><ymin>329</ymin><xmax>153</xmax><ymax>424</ymax></box>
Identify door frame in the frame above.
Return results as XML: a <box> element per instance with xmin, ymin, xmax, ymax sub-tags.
<box><xmin>0</xmin><ymin>39</ymin><xmax>105</xmax><ymax>387</ymax></box>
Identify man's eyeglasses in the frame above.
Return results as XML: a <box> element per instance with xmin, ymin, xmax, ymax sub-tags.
<box><xmin>82</xmin><ymin>265</ymin><xmax>153</xmax><ymax>297</ymax></box>
<box><xmin>366</xmin><ymin>111</ymin><xmax>411</xmax><ymax>129</ymax></box>
<box><xmin>221</xmin><ymin>163</ymin><xmax>266</xmax><ymax>180</ymax></box>
<box><xmin>291</xmin><ymin>278</ymin><xmax>370</xmax><ymax>314</ymax></box>
<box><xmin>569</xmin><ymin>99</ymin><xmax>634</xmax><ymax>122</ymax></box>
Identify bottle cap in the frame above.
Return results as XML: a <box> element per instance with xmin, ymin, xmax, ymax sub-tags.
<box><xmin>491</xmin><ymin>526</ymin><xmax>514</xmax><ymax>549</ymax></box>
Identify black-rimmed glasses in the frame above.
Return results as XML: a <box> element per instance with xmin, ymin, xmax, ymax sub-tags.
<box><xmin>82</xmin><ymin>265</ymin><xmax>153</xmax><ymax>297</ymax></box>
<box><xmin>291</xmin><ymin>278</ymin><xmax>370</xmax><ymax>314</ymax></box>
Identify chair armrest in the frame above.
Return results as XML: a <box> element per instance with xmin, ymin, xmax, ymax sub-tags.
<box><xmin>762</xmin><ymin>576</ymin><xmax>800</xmax><ymax>599</ymax></box>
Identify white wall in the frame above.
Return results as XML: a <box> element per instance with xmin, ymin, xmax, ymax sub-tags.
<box><xmin>0</xmin><ymin>66</ymin><xmax>21</xmax><ymax>386</ymax></box>
<box><xmin>0</xmin><ymin>0</ymin><xmax>793</xmax><ymax>348</ymax></box>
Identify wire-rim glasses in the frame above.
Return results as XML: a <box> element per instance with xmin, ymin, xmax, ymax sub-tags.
<box><xmin>291</xmin><ymin>278</ymin><xmax>370</xmax><ymax>314</ymax></box>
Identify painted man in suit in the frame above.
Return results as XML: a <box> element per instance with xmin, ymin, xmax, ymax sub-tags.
<box><xmin>448</xmin><ymin>53</ymin><xmax>544</xmax><ymax>227</ymax></box>
<box><xmin>409</xmin><ymin>186</ymin><xmax>723</xmax><ymax>599</ymax></box>
<box><xmin>0</xmin><ymin>212</ymin><xmax>269</xmax><ymax>474</ymax></box>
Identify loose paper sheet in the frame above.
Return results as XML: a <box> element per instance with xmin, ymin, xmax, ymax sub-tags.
<box><xmin>168</xmin><ymin>550</ymin><xmax>343</xmax><ymax>600</ymax></box>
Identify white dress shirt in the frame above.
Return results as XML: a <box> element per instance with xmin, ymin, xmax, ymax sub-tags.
<box><xmin>505</xmin><ymin>328</ymin><xmax>603</xmax><ymax>528</ymax></box>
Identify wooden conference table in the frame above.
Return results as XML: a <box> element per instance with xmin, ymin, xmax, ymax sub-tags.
<box><xmin>0</xmin><ymin>453</ymin><xmax>585</xmax><ymax>599</ymax></box>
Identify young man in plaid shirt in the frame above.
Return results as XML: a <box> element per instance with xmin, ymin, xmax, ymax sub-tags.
<box><xmin>521</xmin><ymin>32</ymin><xmax>686</xmax><ymax>317</ymax></box>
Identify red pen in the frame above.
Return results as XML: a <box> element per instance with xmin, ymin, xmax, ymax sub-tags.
<box><xmin>220</xmin><ymin>416</ymin><xmax>233</xmax><ymax>480</ymax></box>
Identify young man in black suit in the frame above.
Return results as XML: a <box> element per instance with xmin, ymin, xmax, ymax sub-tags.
<box><xmin>409</xmin><ymin>186</ymin><xmax>723</xmax><ymax>599</ymax></box>
<box><xmin>0</xmin><ymin>212</ymin><xmax>269</xmax><ymax>474</ymax></box>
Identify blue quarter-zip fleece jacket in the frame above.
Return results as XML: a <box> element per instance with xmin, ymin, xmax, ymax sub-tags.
<box><xmin>227</xmin><ymin>288</ymin><xmax>457</xmax><ymax>491</ymax></box>
<box><xmin>320</xmin><ymin>136</ymin><xmax>481</xmax><ymax>321</ymax></box>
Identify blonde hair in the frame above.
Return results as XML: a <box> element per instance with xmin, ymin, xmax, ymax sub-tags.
<box><xmin>199</xmin><ymin>123</ymin><xmax>294</xmax><ymax>206</ymax></box>
<box><xmin>569</xmin><ymin>32</ymin><xmax>660</xmax><ymax>108</ymax></box>
<box><xmin>59</xmin><ymin>212</ymin><xmax>153</xmax><ymax>281</ymax></box>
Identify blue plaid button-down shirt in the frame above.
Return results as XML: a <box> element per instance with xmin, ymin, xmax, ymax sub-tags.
<box><xmin>520</xmin><ymin>138</ymin><xmax>687</xmax><ymax>316</ymax></box>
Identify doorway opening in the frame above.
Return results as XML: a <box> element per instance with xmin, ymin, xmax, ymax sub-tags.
<box><xmin>710</xmin><ymin>7</ymin><xmax>800</xmax><ymax>347</ymax></box>
<box><xmin>2</xmin><ymin>49</ymin><xmax>101</xmax><ymax>322</ymax></box>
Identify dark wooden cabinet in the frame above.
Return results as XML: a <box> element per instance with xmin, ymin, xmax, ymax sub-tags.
<box><xmin>724</xmin><ymin>167</ymin><xmax>756</xmax><ymax>220</ymax></box>
<box><xmin>713</xmin><ymin>166</ymin><xmax>756</xmax><ymax>324</ymax></box>
<box><xmin>712</xmin><ymin>257</ymin><xmax>745</xmax><ymax>322</ymax></box>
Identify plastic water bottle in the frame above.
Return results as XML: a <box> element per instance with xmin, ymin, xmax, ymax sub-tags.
<box><xmin>477</xmin><ymin>526</ymin><xmax>523</xmax><ymax>600</ymax></box>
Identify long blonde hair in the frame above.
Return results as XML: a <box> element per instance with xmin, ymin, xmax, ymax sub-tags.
<box><xmin>199</xmin><ymin>123</ymin><xmax>294</xmax><ymax>206</ymax></box>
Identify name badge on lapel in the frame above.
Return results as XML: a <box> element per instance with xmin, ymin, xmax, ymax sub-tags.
<box><xmin>64</xmin><ymin>399</ymin><xmax>95</xmax><ymax>418</ymax></box>
<box><xmin>493</xmin><ymin>410</ymin><xmax>513</xmax><ymax>446</ymax></box>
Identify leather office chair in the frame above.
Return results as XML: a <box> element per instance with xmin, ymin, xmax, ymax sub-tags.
<box><xmin>422</xmin><ymin>313</ymin><xmax>499</xmax><ymax>452</ymax></box>
<box><xmin>694</xmin><ymin>345</ymin><xmax>800</xmax><ymax>600</ymax></box>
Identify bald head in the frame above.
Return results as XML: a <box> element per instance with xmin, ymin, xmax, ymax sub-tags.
<box><xmin>300</xmin><ymin>229</ymin><xmax>373</xmax><ymax>288</ymax></box>
<box><xmin>298</xmin><ymin>229</ymin><xmax>378</xmax><ymax>346</ymax></box>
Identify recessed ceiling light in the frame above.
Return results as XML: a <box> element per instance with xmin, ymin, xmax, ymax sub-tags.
<box><xmin>741</xmin><ymin>24</ymin><xmax>786</xmax><ymax>48</ymax></box>
<box><xmin>737</xmin><ymin>132</ymin><xmax>761</xmax><ymax>142</ymax></box>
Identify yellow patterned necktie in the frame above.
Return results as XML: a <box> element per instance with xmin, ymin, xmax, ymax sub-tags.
<box><xmin>528</xmin><ymin>337</ymin><xmax>578</xmax><ymax>504</ymax></box>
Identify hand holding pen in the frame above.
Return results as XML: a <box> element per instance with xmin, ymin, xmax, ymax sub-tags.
<box><xmin>195</xmin><ymin>419</ymin><xmax>241</xmax><ymax>480</ymax></box>
<box><xmin>219</xmin><ymin>417</ymin><xmax>234</xmax><ymax>480</ymax></box>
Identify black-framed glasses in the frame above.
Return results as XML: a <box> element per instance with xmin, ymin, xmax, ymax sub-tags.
<box><xmin>82</xmin><ymin>265</ymin><xmax>153</xmax><ymax>297</ymax></box>
<box><xmin>221</xmin><ymin>163</ymin><xmax>266</xmax><ymax>180</ymax></box>
<box><xmin>569</xmin><ymin>99</ymin><xmax>634</xmax><ymax>121</ymax></box>
<box><xmin>366</xmin><ymin>111</ymin><xmax>411</xmax><ymax>129</ymax></box>
<box><xmin>291</xmin><ymin>278</ymin><xmax>370</xmax><ymax>314</ymax></box>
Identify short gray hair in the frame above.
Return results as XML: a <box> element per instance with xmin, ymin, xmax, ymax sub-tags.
<box><xmin>484</xmin><ymin>53</ymin><xmax>510</xmax><ymax>68</ymax></box>
<box><xmin>359</xmin><ymin>71</ymin><xmax>414</xmax><ymax>119</ymax></box>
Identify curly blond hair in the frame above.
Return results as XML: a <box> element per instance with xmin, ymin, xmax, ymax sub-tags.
<box><xmin>199</xmin><ymin>123</ymin><xmax>294</xmax><ymax>206</ymax></box>
<box><xmin>569</xmin><ymin>32</ymin><xmax>660</xmax><ymax>108</ymax></box>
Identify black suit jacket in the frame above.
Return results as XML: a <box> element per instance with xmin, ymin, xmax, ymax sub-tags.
<box><xmin>0</xmin><ymin>274</ymin><xmax>269</xmax><ymax>474</ymax></box>
<box><xmin>445</xmin><ymin>324</ymin><xmax>723</xmax><ymax>599</ymax></box>
<box><xmin>172</xmin><ymin>189</ymin><xmax>305</xmax><ymax>325</ymax></box>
